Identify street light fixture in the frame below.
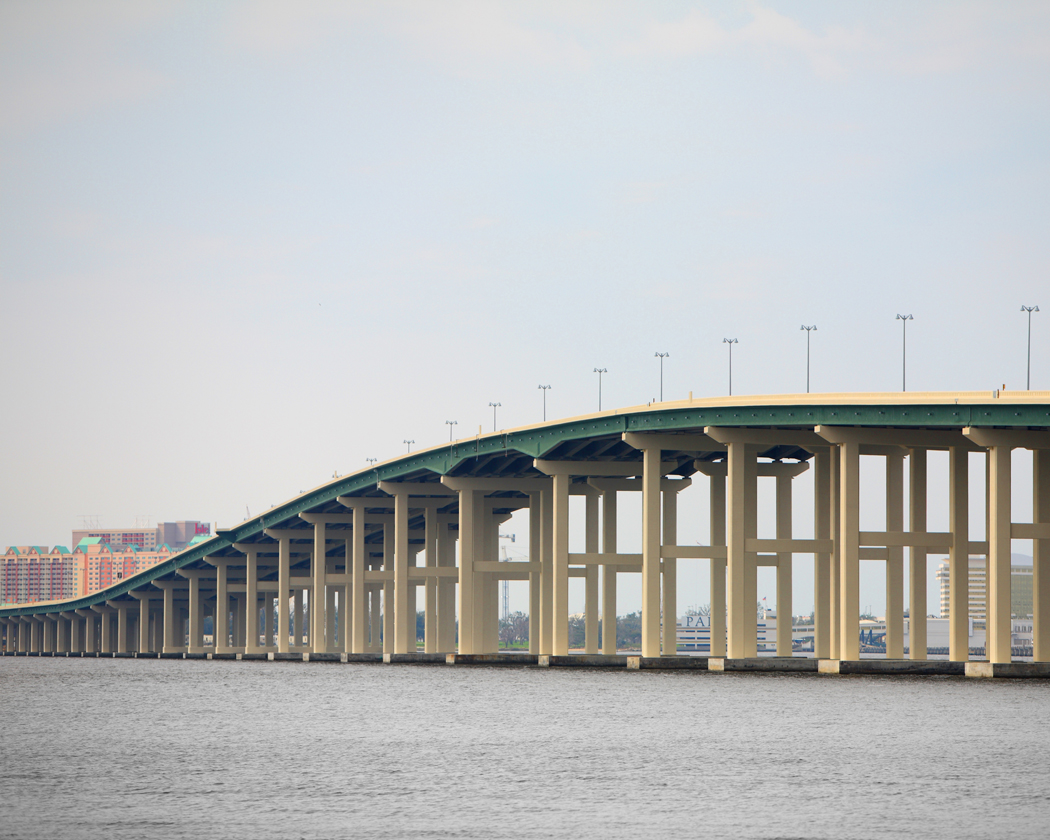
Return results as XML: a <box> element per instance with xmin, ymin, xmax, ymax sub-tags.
<box><xmin>404</xmin><ymin>440</ymin><xmax>414</xmax><ymax>453</ymax></box>
<box><xmin>366</xmin><ymin>458</ymin><xmax>377</xmax><ymax>466</ymax></box>
<box><xmin>489</xmin><ymin>402</ymin><xmax>501</xmax><ymax>431</ymax></box>
<box><xmin>538</xmin><ymin>385</ymin><xmax>551</xmax><ymax>421</ymax></box>
<box><xmin>654</xmin><ymin>352</ymin><xmax>669</xmax><ymax>401</ymax></box>
<box><xmin>896</xmin><ymin>314</ymin><xmax>913</xmax><ymax>391</ymax></box>
<box><xmin>593</xmin><ymin>368</ymin><xmax>607</xmax><ymax>411</ymax></box>
<box><xmin>800</xmin><ymin>325</ymin><xmax>817</xmax><ymax>393</ymax></box>
<box><xmin>722</xmin><ymin>339</ymin><xmax>738</xmax><ymax>396</ymax></box>
<box><xmin>1022</xmin><ymin>305</ymin><xmax>1040</xmax><ymax>390</ymax></box>
<box><xmin>445</xmin><ymin>420</ymin><xmax>458</xmax><ymax>441</ymax></box>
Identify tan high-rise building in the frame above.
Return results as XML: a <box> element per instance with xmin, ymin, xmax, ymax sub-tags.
<box><xmin>937</xmin><ymin>556</ymin><xmax>1034</xmax><ymax>624</ymax></box>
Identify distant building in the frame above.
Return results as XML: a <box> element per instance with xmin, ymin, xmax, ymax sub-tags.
<box><xmin>75</xmin><ymin>541</ymin><xmax>175</xmax><ymax>595</ymax></box>
<box><xmin>936</xmin><ymin>555</ymin><xmax>1033</xmax><ymax>624</ymax></box>
<box><xmin>0</xmin><ymin>546</ymin><xmax>82</xmax><ymax>604</ymax></box>
<box><xmin>70</xmin><ymin>520</ymin><xmax>209</xmax><ymax>552</ymax></box>
<box><xmin>1</xmin><ymin>539</ymin><xmax>188</xmax><ymax>605</ymax></box>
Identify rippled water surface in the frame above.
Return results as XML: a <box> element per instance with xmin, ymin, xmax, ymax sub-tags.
<box><xmin>1</xmin><ymin>657</ymin><xmax>1048</xmax><ymax>839</ymax></box>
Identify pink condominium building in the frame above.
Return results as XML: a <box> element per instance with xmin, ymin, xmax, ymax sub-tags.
<box><xmin>1</xmin><ymin>521</ymin><xmax>209</xmax><ymax>605</ymax></box>
<box><xmin>1</xmin><ymin>543</ymin><xmax>176</xmax><ymax>605</ymax></box>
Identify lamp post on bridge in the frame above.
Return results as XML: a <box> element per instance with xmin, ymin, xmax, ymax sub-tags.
<box><xmin>1022</xmin><ymin>305</ymin><xmax>1040</xmax><ymax>390</ymax></box>
<box><xmin>896</xmin><ymin>314</ymin><xmax>913</xmax><ymax>391</ymax></box>
<box><xmin>489</xmin><ymin>402</ymin><xmax>501</xmax><ymax>432</ymax></box>
<box><xmin>366</xmin><ymin>458</ymin><xmax>377</xmax><ymax>466</ymax></box>
<box><xmin>445</xmin><ymin>420</ymin><xmax>458</xmax><ymax>441</ymax></box>
<box><xmin>538</xmin><ymin>385</ymin><xmax>551</xmax><ymax>421</ymax></box>
<box><xmin>801</xmin><ymin>325</ymin><xmax>817</xmax><ymax>393</ymax></box>
<box><xmin>404</xmin><ymin>440</ymin><xmax>414</xmax><ymax>454</ymax></box>
<box><xmin>654</xmin><ymin>352</ymin><xmax>669</xmax><ymax>401</ymax></box>
<box><xmin>593</xmin><ymin>368</ymin><xmax>607</xmax><ymax>411</ymax></box>
<box><xmin>723</xmin><ymin>338</ymin><xmax>737</xmax><ymax>396</ymax></box>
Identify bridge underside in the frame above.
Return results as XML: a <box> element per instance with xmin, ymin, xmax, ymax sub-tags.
<box><xmin>3</xmin><ymin>392</ymin><xmax>1049</xmax><ymax>665</ymax></box>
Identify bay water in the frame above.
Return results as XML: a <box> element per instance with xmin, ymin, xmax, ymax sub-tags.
<box><xmin>1</xmin><ymin>657</ymin><xmax>1048</xmax><ymax>839</ymax></box>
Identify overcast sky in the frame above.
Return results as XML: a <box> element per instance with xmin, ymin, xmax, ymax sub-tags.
<box><xmin>2</xmin><ymin>1</ymin><xmax>1047</xmax><ymax>616</ymax></box>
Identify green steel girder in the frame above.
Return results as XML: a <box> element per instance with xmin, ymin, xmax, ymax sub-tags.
<box><xmin>4</xmin><ymin>398</ymin><xmax>1048</xmax><ymax>619</ymax></box>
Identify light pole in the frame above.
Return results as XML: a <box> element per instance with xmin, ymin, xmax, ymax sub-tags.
<box><xmin>404</xmin><ymin>440</ymin><xmax>414</xmax><ymax>453</ymax></box>
<box><xmin>800</xmin><ymin>325</ymin><xmax>817</xmax><ymax>393</ymax></box>
<box><xmin>655</xmin><ymin>352</ymin><xmax>669</xmax><ymax>401</ymax></box>
<box><xmin>723</xmin><ymin>338</ymin><xmax>737</xmax><ymax>396</ymax></box>
<box><xmin>1022</xmin><ymin>305</ymin><xmax>1040</xmax><ymax>390</ymax></box>
<box><xmin>593</xmin><ymin>368</ymin><xmax>607</xmax><ymax>411</ymax></box>
<box><xmin>366</xmin><ymin>458</ymin><xmax>377</xmax><ymax>466</ymax></box>
<box><xmin>538</xmin><ymin>385</ymin><xmax>551</xmax><ymax>421</ymax></box>
<box><xmin>896</xmin><ymin>314</ymin><xmax>913</xmax><ymax>391</ymax></box>
<box><xmin>489</xmin><ymin>402</ymin><xmax>501</xmax><ymax>431</ymax></box>
<box><xmin>445</xmin><ymin>420</ymin><xmax>458</xmax><ymax>441</ymax></box>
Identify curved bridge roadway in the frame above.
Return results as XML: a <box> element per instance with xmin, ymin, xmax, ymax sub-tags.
<box><xmin>3</xmin><ymin>391</ymin><xmax>1048</xmax><ymax>669</ymax></box>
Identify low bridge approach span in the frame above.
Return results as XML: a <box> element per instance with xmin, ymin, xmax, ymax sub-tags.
<box><xmin>2</xmin><ymin>390</ymin><xmax>1049</xmax><ymax>666</ymax></box>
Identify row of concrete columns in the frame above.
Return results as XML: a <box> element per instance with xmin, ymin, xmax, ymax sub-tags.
<box><xmin>3</xmin><ymin>427</ymin><xmax>1048</xmax><ymax>663</ymax></box>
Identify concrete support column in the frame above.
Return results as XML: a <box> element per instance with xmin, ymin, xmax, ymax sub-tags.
<box><xmin>813</xmin><ymin>449</ymin><xmax>832</xmax><ymax>659</ymax></box>
<box><xmin>539</xmin><ymin>487</ymin><xmax>553</xmax><ymax>655</ymax></box>
<box><xmin>98</xmin><ymin>608</ymin><xmax>112</xmax><ymax>654</ymax></box>
<box><xmin>478</xmin><ymin>516</ymin><xmax>492</xmax><ymax>653</ymax></box>
<box><xmin>215</xmin><ymin>563</ymin><xmax>229</xmax><ymax>652</ymax></box>
<box><xmin>392</xmin><ymin>493</ymin><xmax>410</xmax><ymax>654</ymax></box>
<box><xmin>885</xmin><ymin>451</ymin><xmax>905</xmax><ymax>659</ymax></box>
<box><xmin>188</xmin><ymin>577</ymin><xmax>204</xmax><ymax>654</ymax></box>
<box><xmin>162</xmin><ymin>585</ymin><xmax>176</xmax><ymax>653</ymax></box>
<box><xmin>342</xmin><ymin>582</ymin><xmax>353</xmax><ymax>653</ymax></box>
<box><xmin>244</xmin><ymin>550</ymin><xmax>259</xmax><ymax>652</ymax></box>
<box><xmin>42</xmin><ymin>616</ymin><xmax>53</xmax><ymax>653</ymax></box>
<box><xmin>293</xmin><ymin>588</ymin><xmax>304</xmax><ymax>649</ymax></box>
<box><xmin>138</xmin><ymin>599</ymin><xmax>151</xmax><ymax>653</ymax></box>
<box><xmin>584</xmin><ymin>491</ymin><xmax>600</xmax><ymax>654</ymax></box>
<box><xmin>829</xmin><ymin>445</ymin><xmax>841</xmax><ymax>660</ymax></box>
<box><xmin>371</xmin><ymin>585</ymin><xmax>383</xmax><ymax>651</ymax></box>
<box><xmin>601</xmin><ymin>489</ymin><xmax>618</xmax><ymax>655</ymax></box>
<box><xmin>485</xmin><ymin>515</ymin><xmax>499</xmax><ymax>653</ymax></box>
<box><xmin>641</xmin><ymin>447</ymin><xmax>662</xmax><ymax>658</ymax></box>
<box><xmin>438</xmin><ymin>523</ymin><xmax>457</xmax><ymax>653</ymax></box>
<box><xmin>948</xmin><ymin>446</ymin><xmax>970</xmax><ymax>662</ymax></box>
<box><xmin>528</xmin><ymin>492</ymin><xmax>542</xmax><ymax>655</ymax></box>
<box><xmin>424</xmin><ymin>509</ymin><xmax>438</xmax><ymax>654</ymax></box>
<box><xmin>709</xmin><ymin>469</ymin><xmax>727</xmax><ymax>658</ymax></box>
<box><xmin>312</xmin><ymin>522</ymin><xmax>327</xmax><ymax>654</ymax></box>
<box><xmin>1034</xmin><ymin>449</ymin><xmax>1050</xmax><ymax>663</ymax></box>
<box><xmin>552</xmin><ymin>473</ymin><xmax>571</xmax><ymax>656</ymax></box>
<box><xmin>662</xmin><ymin>486</ymin><xmax>678</xmax><ymax>655</ymax></box>
<box><xmin>457</xmin><ymin>488</ymin><xmax>477</xmax><ymax>655</ymax></box>
<box><xmin>775</xmin><ymin>471</ymin><xmax>793</xmax><ymax>657</ymax></box>
<box><xmin>56</xmin><ymin>616</ymin><xmax>69</xmax><ymax>653</ymax></box>
<box><xmin>69</xmin><ymin>613</ymin><xmax>81</xmax><ymax>653</ymax></box>
<box><xmin>727</xmin><ymin>442</ymin><xmax>755</xmax><ymax>658</ymax></box>
<box><xmin>382</xmin><ymin>531</ymin><xmax>394</xmax><ymax>654</ymax></box>
<box><xmin>277</xmin><ymin>537</ymin><xmax>290</xmax><ymax>653</ymax></box>
<box><xmin>78</xmin><ymin>609</ymin><xmax>96</xmax><ymax>653</ymax></box>
<box><xmin>838</xmin><ymin>441</ymin><xmax>861</xmax><ymax>661</ymax></box>
<box><xmin>115</xmin><ymin>605</ymin><xmax>128</xmax><ymax>654</ymax></box>
<box><xmin>908</xmin><ymin>448</ymin><xmax>928</xmax><ymax>660</ymax></box>
<box><xmin>326</xmin><ymin>585</ymin><xmax>338</xmax><ymax>652</ymax></box>
<box><xmin>987</xmin><ymin>444</ymin><xmax>1013</xmax><ymax>663</ymax></box>
<box><xmin>351</xmin><ymin>510</ymin><xmax>366</xmax><ymax>654</ymax></box>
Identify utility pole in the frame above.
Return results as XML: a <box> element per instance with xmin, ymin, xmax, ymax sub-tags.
<box><xmin>896</xmin><ymin>314</ymin><xmax>913</xmax><ymax>391</ymax></box>
<box><xmin>723</xmin><ymin>338</ymin><xmax>738</xmax><ymax>396</ymax></box>
<box><xmin>594</xmin><ymin>368</ymin><xmax>607</xmax><ymax>411</ymax></box>
<box><xmin>538</xmin><ymin>385</ymin><xmax>551</xmax><ymax>421</ymax></box>
<box><xmin>654</xmin><ymin>352</ymin><xmax>669</xmax><ymax>401</ymax></box>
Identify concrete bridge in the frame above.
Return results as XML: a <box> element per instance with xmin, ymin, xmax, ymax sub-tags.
<box><xmin>2</xmin><ymin>391</ymin><xmax>1048</xmax><ymax>674</ymax></box>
